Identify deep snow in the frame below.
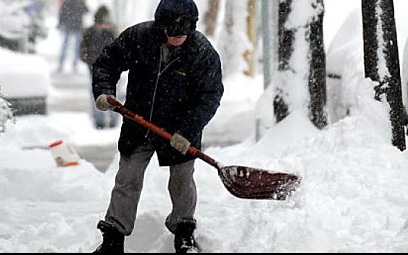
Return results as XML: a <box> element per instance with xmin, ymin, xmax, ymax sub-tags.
<box><xmin>1</xmin><ymin>0</ymin><xmax>408</xmax><ymax>253</ymax></box>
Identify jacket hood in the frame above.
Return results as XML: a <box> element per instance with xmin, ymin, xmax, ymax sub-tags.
<box><xmin>94</xmin><ymin>5</ymin><xmax>110</xmax><ymax>24</ymax></box>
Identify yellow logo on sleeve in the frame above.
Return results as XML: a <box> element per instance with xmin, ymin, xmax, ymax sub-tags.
<box><xmin>174</xmin><ymin>70</ymin><xmax>187</xmax><ymax>77</ymax></box>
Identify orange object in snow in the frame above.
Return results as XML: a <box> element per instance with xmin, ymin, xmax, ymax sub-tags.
<box><xmin>49</xmin><ymin>140</ymin><xmax>80</xmax><ymax>167</ymax></box>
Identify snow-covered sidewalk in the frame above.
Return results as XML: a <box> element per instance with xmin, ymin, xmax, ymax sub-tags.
<box><xmin>2</xmin><ymin>93</ymin><xmax>408</xmax><ymax>252</ymax></box>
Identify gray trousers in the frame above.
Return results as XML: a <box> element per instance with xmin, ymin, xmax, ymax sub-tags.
<box><xmin>104</xmin><ymin>142</ymin><xmax>197</xmax><ymax>236</ymax></box>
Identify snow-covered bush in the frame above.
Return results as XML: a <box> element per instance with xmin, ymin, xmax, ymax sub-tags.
<box><xmin>0</xmin><ymin>96</ymin><xmax>12</xmax><ymax>133</ymax></box>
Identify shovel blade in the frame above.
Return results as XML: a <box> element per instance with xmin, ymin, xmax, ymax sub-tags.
<box><xmin>218</xmin><ymin>165</ymin><xmax>301</xmax><ymax>200</ymax></box>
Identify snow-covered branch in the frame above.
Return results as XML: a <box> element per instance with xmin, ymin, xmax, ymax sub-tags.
<box><xmin>0</xmin><ymin>95</ymin><xmax>12</xmax><ymax>133</ymax></box>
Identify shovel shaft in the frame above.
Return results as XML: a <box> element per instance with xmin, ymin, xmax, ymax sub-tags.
<box><xmin>108</xmin><ymin>98</ymin><xmax>222</xmax><ymax>171</ymax></box>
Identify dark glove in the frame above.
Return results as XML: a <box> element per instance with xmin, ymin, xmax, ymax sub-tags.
<box><xmin>170</xmin><ymin>133</ymin><xmax>191</xmax><ymax>155</ymax></box>
<box><xmin>95</xmin><ymin>94</ymin><xmax>116</xmax><ymax>111</ymax></box>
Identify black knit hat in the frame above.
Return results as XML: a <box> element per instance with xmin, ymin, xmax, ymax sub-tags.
<box><xmin>155</xmin><ymin>0</ymin><xmax>199</xmax><ymax>36</ymax></box>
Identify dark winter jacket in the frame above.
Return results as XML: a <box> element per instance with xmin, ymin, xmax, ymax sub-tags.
<box><xmin>58</xmin><ymin>0</ymin><xmax>88</xmax><ymax>31</ymax></box>
<box><xmin>92</xmin><ymin>21</ymin><xmax>224</xmax><ymax>166</ymax></box>
<box><xmin>80</xmin><ymin>23</ymin><xmax>117</xmax><ymax>67</ymax></box>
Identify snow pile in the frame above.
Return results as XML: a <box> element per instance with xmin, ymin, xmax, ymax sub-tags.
<box><xmin>0</xmin><ymin>48</ymin><xmax>51</xmax><ymax>98</ymax></box>
<box><xmin>195</xmin><ymin>77</ymin><xmax>408</xmax><ymax>253</ymax></box>
<box><xmin>1</xmin><ymin>0</ymin><xmax>408</xmax><ymax>253</ymax></box>
<box><xmin>2</xmin><ymin>75</ymin><xmax>408</xmax><ymax>252</ymax></box>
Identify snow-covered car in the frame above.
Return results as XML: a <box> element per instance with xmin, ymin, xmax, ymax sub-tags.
<box><xmin>0</xmin><ymin>0</ymin><xmax>47</xmax><ymax>53</ymax></box>
<box><xmin>0</xmin><ymin>0</ymin><xmax>30</xmax><ymax>51</ymax></box>
<box><xmin>0</xmin><ymin>47</ymin><xmax>50</xmax><ymax>115</ymax></box>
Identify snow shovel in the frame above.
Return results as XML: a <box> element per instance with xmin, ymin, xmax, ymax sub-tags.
<box><xmin>108</xmin><ymin>97</ymin><xmax>301</xmax><ymax>200</ymax></box>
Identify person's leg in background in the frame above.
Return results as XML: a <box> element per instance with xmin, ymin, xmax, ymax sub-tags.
<box><xmin>73</xmin><ymin>30</ymin><xmax>83</xmax><ymax>73</ymax></box>
<box><xmin>108</xmin><ymin>111</ymin><xmax>119</xmax><ymax>128</ymax></box>
<box><xmin>93</xmin><ymin>106</ymin><xmax>107</xmax><ymax>129</ymax></box>
<box><xmin>58</xmin><ymin>30</ymin><xmax>70</xmax><ymax>72</ymax></box>
<box><xmin>88</xmin><ymin>67</ymin><xmax>107</xmax><ymax>129</ymax></box>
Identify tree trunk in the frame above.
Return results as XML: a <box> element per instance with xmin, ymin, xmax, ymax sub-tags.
<box><xmin>225</xmin><ymin>0</ymin><xmax>234</xmax><ymax>34</ymax></box>
<box><xmin>262</xmin><ymin>0</ymin><xmax>272</xmax><ymax>89</ymax></box>
<box><xmin>274</xmin><ymin>0</ymin><xmax>292</xmax><ymax>123</ymax></box>
<box><xmin>220</xmin><ymin>0</ymin><xmax>255</xmax><ymax>77</ymax></box>
<box><xmin>362</xmin><ymin>0</ymin><xmax>406</xmax><ymax>151</ymax></box>
<box><xmin>204</xmin><ymin>0</ymin><xmax>220</xmax><ymax>36</ymax></box>
<box><xmin>274</xmin><ymin>0</ymin><xmax>327</xmax><ymax>128</ymax></box>
<box><xmin>261</xmin><ymin>0</ymin><xmax>279</xmax><ymax>89</ymax></box>
<box><xmin>308</xmin><ymin>0</ymin><xmax>328</xmax><ymax>129</ymax></box>
<box><xmin>244</xmin><ymin>0</ymin><xmax>258</xmax><ymax>77</ymax></box>
<box><xmin>362</xmin><ymin>0</ymin><xmax>380</xmax><ymax>82</ymax></box>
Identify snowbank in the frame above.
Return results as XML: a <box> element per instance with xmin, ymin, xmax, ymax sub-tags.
<box><xmin>0</xmin><ymin>48</ymin><xmax>51</xmax><ymax>98</ymax></box>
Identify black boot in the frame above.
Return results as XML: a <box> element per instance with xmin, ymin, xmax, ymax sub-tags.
<box><xmin>93</xmin><ymin>221</ymin><xmax>125</xmax><ymax>253</ymax></box>
<box><xmin>174</xmin><ymin>221</ymin><xmax>200</xmax><ymax>253</ymax></box>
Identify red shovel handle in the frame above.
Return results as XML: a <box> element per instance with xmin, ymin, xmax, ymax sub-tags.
<box><xmin>107</xmin><ymin>97</ymin><xmax>222</xmax><ymax>171</ymax></box>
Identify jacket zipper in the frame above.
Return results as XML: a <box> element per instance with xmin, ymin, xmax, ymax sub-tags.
<box><xmin>145</xmin><ymin>47</ymin><xmax>180</xmax><ymax>138</ymax></box>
